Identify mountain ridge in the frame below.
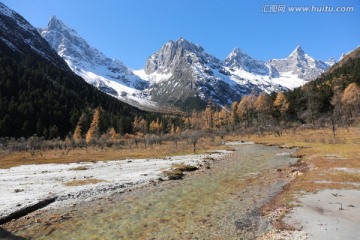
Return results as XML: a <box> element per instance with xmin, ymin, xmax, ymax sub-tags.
<box><xmin>40</xmin><ymin>16</ymin><xmax>335</xmax><ymax>110</ymax></box>
<box><xmin>0</xmin><ymin>3</ymin><xmax>68</xmax><ymax>69</ymax></box>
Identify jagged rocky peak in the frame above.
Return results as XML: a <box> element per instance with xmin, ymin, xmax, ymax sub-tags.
<box><xmin>268</xmin><ymin>45</ymin><xmax>330</xmax><ymax>81</ymax></box>
<box><xmin>144</xmin><ymin>37</ymin><xmax>220</xmax><ymax>74</ymax></box>
<box><xmin>290</xmin><ymin>45</ymin><xmax>306</xmax><ymax>57</ymax></box>
<box><xmin>225</xmin><ymin>48</ymin><xmax>279</xmax><ymax>77</ymax></box>
<box><xmin>40</xmin><ymin>16</ymin><xmax>93</xmax><ymax>58</ymax></box>
<box><xmin>48</xmin><ymin>15</ymin><xmax>64</xmax><ymax>29</ymax></box>
<box><xmin>45</xmin><ymin>15</ymin><xmax>81</xmax><ymax>38</ymax></box>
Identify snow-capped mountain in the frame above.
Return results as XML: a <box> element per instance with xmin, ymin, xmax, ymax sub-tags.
<box><xmin>225</xmin><ymin>48</ymin><xmax>279</xmax><ymax>78</ymax></box>
<box><xmin>38</xmin><ymin>16</ymin><xmax>332</xmax><ymax>110</ymax></box>
<box><xmin>0</xmin><ymin>3</ymin><xmax>68</xmax><ymax>69</ymax></box>
<box><xmin>268</xmin><ymin>45</ymin><xmax>330</xmax><ymax>81</ymax></box>
<box><xmin>39</xmin><ymin>16</ymin><xmax>163</xmax><ymax>111</ymax></box>
<box><xmin>134</xmin><ymin>38</ymin><xmax>284</xmax><ymax>107</ymax></box>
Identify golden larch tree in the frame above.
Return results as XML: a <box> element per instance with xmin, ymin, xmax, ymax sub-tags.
<box><xmin>237</xmin><ymin>94</ymin><xmax>256</xmax><ymax>126</ymax></box>
<box><xmin>341</xmin><ymin>83</ymin><xmax>360</xmax><ymax>117</ymax></box>
<box><xmin>230</xmin><ymin>101</ymin><xmax>239</xmax><ymax>129</ymax></box>
<box><xmin>274</xmin><ymin>92</ymin><xmax>289</xmax><ymax>115</ymax></box>
<box><xmin>255</xmin><ymin>93</ymin><xmax>272</xmax><ymax>125</ymax></box>
<box><xmin>85</xmin><ymin>107</ymin><xmax>101</xmax><ymax>144</ymax></box>
<box><xmin>73</xmin><ymin>112</ymin><xmax>87</xmax><ymax>142</ymax></box>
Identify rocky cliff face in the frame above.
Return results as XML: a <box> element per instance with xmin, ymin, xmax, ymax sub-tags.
<box><xmin>140</xmin><ymin>38</ymin><xmax>273</xmax><ymax>108</ymax></box>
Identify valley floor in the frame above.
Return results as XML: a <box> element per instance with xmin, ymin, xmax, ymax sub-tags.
<box><xmin>0</xmin><ymin>128</ymin><xmax>359</xmax><ymax>239</ymax></box>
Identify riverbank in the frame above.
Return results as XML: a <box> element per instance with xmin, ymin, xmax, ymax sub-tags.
<box><xmin>0</xmin><ymin>150</ymin><xmax>231</xmax><ymax>223</ymax></box>
<box><xmin>1</xmin><ymin>143</ymin><xmax>298</xmax><ymax>239</ymax></box>
<box><xmin>251</xmin><ymin>127</ymin><xmax>360</xmax><ymax>240</ymax></box>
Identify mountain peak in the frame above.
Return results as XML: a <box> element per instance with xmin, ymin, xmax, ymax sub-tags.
<box><xmin>48</xmin><ymin>15</ymin><xmax>62</xmax><ymax>27</ymax></box>
<box><xmin>176</xmin><ymin>37</ymin><xmax>186</xmax><ymax>43</ymax></box>
<box><xmin>231</xmin><ymin>47</ymin><xmax>246</xmax><ymax>55</ymax></box>
<box><xmin>225</xmin><ymin>47</ymin><xmax>279</xmax><ymax>77</ymax></box>
<box><xmin>295</xmin><ymin>45</ymin><xmax>303</xmax><ymax>51</ymax></box>
<box><xmin>290</xmin><ymin>45</ymin><xmax>306</xmax><ymax>57</ymax></box>
<box><xmin>47</xmin><ymin>15</ymin><xmax>75</xmax><ymax>34</ymax></box>
<box><xmin>269</xmin><ymin>45</ymin><xmax>329</xmax><ymax>81</ymax></box>
<box><xmin>144</xmin><ymin>38</ymin><xmax>219</xmax><ymax>74</ymax></box>
<box><xmin>172</xmin><ymin>37</ymin><xmax>203</xmax><ymax>52</ymax></box>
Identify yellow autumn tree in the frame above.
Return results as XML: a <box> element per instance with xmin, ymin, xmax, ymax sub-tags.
<box><xmin>73</xmin><ymin>125</ymin><xmax>82</xmax><ymax>143</ymax></box>
<box><xmin>133</xmin><ymin>116</ymin><xmax>141</xmax><ymax>132</ymax></box>
<box><xmin>149</xmin><ymin>118</ymin><xmax>163</xmax><ymax>134</ymax></box>
<box><xmin>85</xmin><ymin>107</ymin><xmax>101</xmax><ymax>144</ymax></box>
<box><xmin>139</xmin><ymin>119</ymin><xmax>148</xmax><ymax>134</ymax></box>
<box><xmin>189</xmin><ymin>110</ymin><xmax>202</xmax><ymax>130</ymax></box>
<box><xmin>255</xmin><ymin>93</ymin><xmax>271</xmax><ymax>113</ymax></box>
<box><xmin>230</xmin><ymin>101</ymin><xmax>239</xmax><ymax>129</ymax></box>
<box><xmin>217</xmin><ymin>107</ymin><xmax>230</xmax><ymax>127</ymax></box>
<box><xmin>255</xmin><ymin>93</ymin><xmax>272</xmax><ymax>125</ymax></box>
<box><xmin>73</xmin><ymin>113</ymin><xmax>87</xmax><ymax>142</ymax></box>
<box><xmin>203</xmin><ymin>105</ymin><xmax>214</xmax><ymax>131</ymax></box>
<box><xmin>341</xmin><ymin>83</ymin><xmax>360</xmax><ymax>117</ymax></box>
<box><xmin>237</xmin><ymin>94</ymin><xmax>256</xmax><ymax>126</ymax></box>
<box><xmin>274</xmin><ymin>92</ymin><xmax>289</xmax><ymax>117</ymax></box>
<box><xmin>108</xmin><ymin>127</ymin><xmax>120</xmax><ymax>140</ymax></box>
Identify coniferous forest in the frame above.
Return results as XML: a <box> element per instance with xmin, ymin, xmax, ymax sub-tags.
<box><xmin>0</xmin><ymin>52</ymin><xmax>144</xmax><ymax>139</ymax></box>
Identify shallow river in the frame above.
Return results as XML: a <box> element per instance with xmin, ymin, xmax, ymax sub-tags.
<box><xmin>6</xmin><ymin>144</ymin><xmax>297</xmax><ymax>239</ymax></box>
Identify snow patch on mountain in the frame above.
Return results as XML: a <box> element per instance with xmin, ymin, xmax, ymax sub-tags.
<box><xmin>225</xmin><ymin>48</ymin><xmax>279</xmax><ymax>78</ymax></box>
<box><xmin>268</xmin><ymin>45</ymin><xmax>330</xmax><ymax>81</ymax></box>
<box><xmin>39</xmin><ymin>16</ymin><xmax>163</xmax><ymax>111</ymax></box>
<box><xmin>132</xmin><ymin>38</ymin><xmax>288</xmax><ymax>107</ymax></box>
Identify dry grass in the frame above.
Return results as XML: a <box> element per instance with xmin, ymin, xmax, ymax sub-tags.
<box><xmin>253</xmin><ymin>127</ymin><xmax>360</xmax><ymax>221</ymax></box>
<box><xmin>63</xmin><ymin>178</ymin><xmax>106</xmax><ymax>186</ymax></box>
<box><xmin>0</xmin><ymin>137</ymin><xmax>228</xmax><ymax>169</ymax></box>
<box><xmin>172</xmin><ymin>163</ymin><xmax>198</xmax><ymax>172</ymax></box>
<box><xmin>69</xmin><ymin>166</ymin><xmax>88</xmax><ymax>171</ymax></box>
<box><xmin>162</xmin><ymin>163</ymin><xmax>199</xmax><ymax>180</ymax></box>
<box><xmin>162</xmin><ymin>169</ymin><xmax>184</xmax><ymax>180</ymax></box>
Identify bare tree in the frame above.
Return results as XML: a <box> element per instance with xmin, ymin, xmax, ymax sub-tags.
<box><xmin>184</xmin><ymin>130</ymin><xmax>202</xmax><ymax>153</ymax></box>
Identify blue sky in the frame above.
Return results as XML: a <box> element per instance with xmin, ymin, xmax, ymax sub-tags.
<box><xmin>3</xmin><ymin>0</ymin><xmax>359</xmax><ymax>69</ymax></box>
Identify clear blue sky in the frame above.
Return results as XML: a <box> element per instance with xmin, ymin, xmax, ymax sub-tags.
<box><xmin>2</xmin><ymin>0</ymin><xmax>359</xmax><ymax>69</ymax></box>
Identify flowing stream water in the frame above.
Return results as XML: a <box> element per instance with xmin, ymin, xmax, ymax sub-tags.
<box><xmin>6</xmin><ymin>144</ymin><xmax>298</xmax><ymax>240</ymax></box>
